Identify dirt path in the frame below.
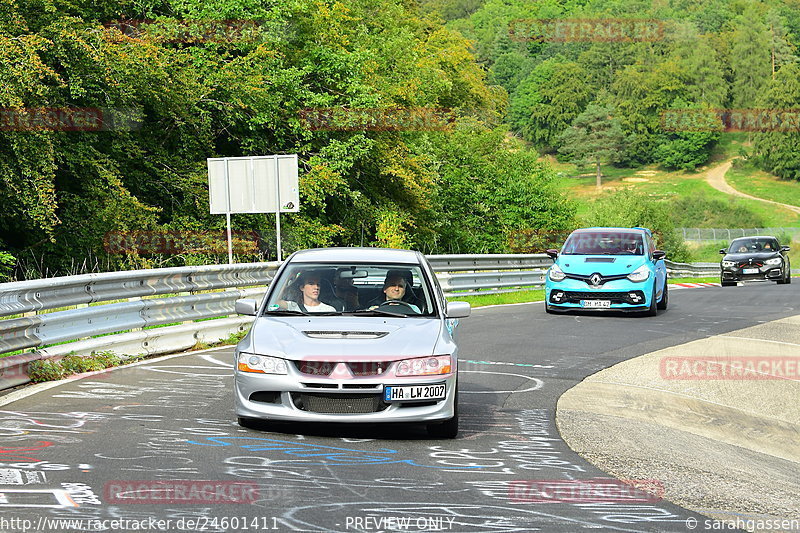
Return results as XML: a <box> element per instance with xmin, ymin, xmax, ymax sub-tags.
<box><xmin>706</xmin><ymin>159</ymin><xmax>800</xmax><ymax>214</ymax></box>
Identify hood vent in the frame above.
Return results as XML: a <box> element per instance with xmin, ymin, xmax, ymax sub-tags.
<box><xmin>302</xmin><ymin>331</ymin><xmax>389</xmax><ymax>339</ymax></box>
<box><xmin>584</xmin><ymin>257</ymin><xmax>616</xmax><ymax>263</ymax></box>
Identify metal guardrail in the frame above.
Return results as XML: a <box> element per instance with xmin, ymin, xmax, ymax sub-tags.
<box><xmin>679</xmin><ymin>228</ymin><xmax>800</xmax><ymax>242</ymax></box>
<box><xmin>0</xmin><ymin>254</ymin><xmax>724</xmax><ymax>391</ymax></box>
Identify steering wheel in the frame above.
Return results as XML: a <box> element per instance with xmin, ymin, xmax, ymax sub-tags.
<box><xmin>378</xmin><ymin>300</ymin><xmax>418</xmax><ymax>314</ymax></box>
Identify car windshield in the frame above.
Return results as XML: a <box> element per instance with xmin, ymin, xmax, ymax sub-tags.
<box><xmin>728</xmin><ymin>238</ymin><xmax>779</xmax><ymax>253</ymax></box>
<box><xmin>264</xmin><ymin>262</ymin><xmax>436</xmax><ymax>317</ymax></box>
<box><xmin>561</xmin><ymin>232</ymin><xmax>645</xmax><ymax>255</ymax></box>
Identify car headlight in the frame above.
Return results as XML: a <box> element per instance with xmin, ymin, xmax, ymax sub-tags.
<box><xmin>548</xmin><ymin>264</ymin><xmax>566</xmax><ymax>282</ymax></box>
<box><xmin>721</xmin><ymin>261</ymin><xmax>736</xmax><ymax>268</ymax></box>
<box><xmin>627</xmin><ymin>265</ymin><xmax>650</xmax><ymax>282</ymax></box>
<box><xmin>395</xmin><ymin>355</ymin><xmax>452</xmax><ymax>377</ymax></box>
<box><xmin>237</xmin><ymin>353</ymin><xmax>288</xmax><ymax>374</ymax></box>
<box><xmin>765</xmin><ymin>257</ymin><xmax>782</xmax><ymax>265</ymax></box>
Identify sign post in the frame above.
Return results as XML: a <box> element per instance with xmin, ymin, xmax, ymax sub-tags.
<box><xmin>207</xmin><ymin>155</ymin><xmax>299</xmax><ymax>263</ymax></box>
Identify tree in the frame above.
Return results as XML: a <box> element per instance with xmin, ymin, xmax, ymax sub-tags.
<box><xmin>673</xmin><ymin>22</ymin><xmax>727</xmax><ymax>107</ymax></box>
<box><xmin>509</xmin><ymin>58</ymin><xmax>592</xmax><ymax>151</ymax></box>
<box><xmin>730</xmin><ymin>6</ymin><xmax>772</xmax><ymax>108</ymax></box>
<box><xmin>752</xmin><ymin>63</ymin><xmax>800</xmax><ymax>180</ymax></box>
<box><xmin>558</xmin><ymin>103</ymin><xmax>626</xmax><ymax>189</ymax></box>
<box><xmin>767</xmin><ymin>9</ymin><xmax>797</xmax><ymax>79</ymax></box>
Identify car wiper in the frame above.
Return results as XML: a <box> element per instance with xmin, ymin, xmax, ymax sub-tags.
<box><xmin>346</xmin><ymin>309</ymin><xmax>408</xmax><ymax>317</ymax></box>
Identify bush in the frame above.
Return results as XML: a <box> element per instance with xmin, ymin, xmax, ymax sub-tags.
<box><xmin>28</xmin><ymin>360</ymin><xmax>66</xmax><ymax>383</ymax></box>
<box><xmin>59</xmin><ymin>355</ymin><xmax>106</xmax><ymax>375</ymax></box>
<box><xmin>26</xmin><ymin>351</ymin><xmax>139</xmax><ymax>383</ymax></box>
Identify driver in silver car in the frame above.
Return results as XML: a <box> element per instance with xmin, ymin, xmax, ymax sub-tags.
<box><xmin>370</xmin><ymin>271</ymin><xmax>420</xmax><ymax>313</ymax></box>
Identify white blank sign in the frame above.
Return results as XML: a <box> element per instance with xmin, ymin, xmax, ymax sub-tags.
<box><xmin>208</xmin><ymin>155</ymin><xmax>299</xmax><ymax>214</ymax></box>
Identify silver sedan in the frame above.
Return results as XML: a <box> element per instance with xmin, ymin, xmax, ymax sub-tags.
<box><xmin>233</xmin><ymin>247</ymin><xmax>471</xmax><ymax>438</ymax></box>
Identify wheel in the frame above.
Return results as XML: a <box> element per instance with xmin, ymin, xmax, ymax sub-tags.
<box><xmin>720</xmin><ymin>279</ymin><xmax>736</xmax><ymax>287</ymax></box>
<box><xmin>656</xmin><ymin>281</ymin><xmax>668</xmax><ymax>310</ymax></box>
<box><xmin>644</xmin><ymin>287</ymin><xmax>657</xmax><ymax>316</ymax></box>
<box><xmin>427</xmin><ymin>387</ymin><xmax>458</xmax><ymax>439</ymax></box>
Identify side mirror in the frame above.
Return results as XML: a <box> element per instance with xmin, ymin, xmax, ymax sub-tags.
<box><xmin>235</xmin><ymin>298</ymin><xmax>259</xmax><ymax>316</ymax></box>
<box><xmin>652</xmin><ymin>250</ymin><xmax>666</xmax><ymax>260</ymax></box>
<box><xmin>545</xmin><ymin>249</ymin><xmax>559</xmax><ymax>260</ymax></box>
<box><xmin>446</xmin><ymin>301</ymin><xmax>471</xmax><ymax>319</ymax></box>
<box><xmin>781</xmin><ymin>245</ymin><xmax>791</xmax><ymax>252</ymax></box>
<box><xmin>719</xmin><ymin>249</ymin><xmax>727</xmax><ymax>254</ymax></box>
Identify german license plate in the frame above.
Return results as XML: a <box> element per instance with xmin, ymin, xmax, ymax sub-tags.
<box><xmin>581</xmin><ymin>300</ymin><xmax>611</xmax><ymax>309</ymax></box>
<box><xmin>743</xmin><ymin>268</ymin><xmax>759</xmax><ymax>274</ymax></box>
<box><xmin>384</xmin><ymin>384</ymin><xmax>446</xmax><ymax>402</ymax></box>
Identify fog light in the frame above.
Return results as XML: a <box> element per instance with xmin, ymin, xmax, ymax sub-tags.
<box><xmin>552</xmin><ymin>291</ymin><xmax>564</xmax><ymax>302</ymax></box>
<box><xmin>629</xmin><ymin>292</ymin><xmax>641</xmax><ymax>303</ymax></box>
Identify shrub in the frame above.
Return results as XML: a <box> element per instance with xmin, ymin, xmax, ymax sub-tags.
<box><xmin>28</xmin><ymin>360</ymin><xmax>66</xmax><ymax>383</ymax></box>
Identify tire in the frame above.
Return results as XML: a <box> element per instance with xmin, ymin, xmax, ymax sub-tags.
<box><xmin>721</xmin><ymin>279</ymin><xmax>736</xmax><ymax>287</ymax></box>
<box><xmin>644</xmin><ymin>286</ymin><xmax>657</xmax><ymax>316</ymax></box>
<box><xmin>657</xmin><ymin>281</ymin><xmax>668</xmax><ymax>310</ymax></box>
<box><xmin>427</xmin><ymin>387</ymin><xmax>458</xmax><ymax>439</ymax></box>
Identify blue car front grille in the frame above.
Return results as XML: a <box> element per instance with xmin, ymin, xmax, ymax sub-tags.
<box><xmin>564</xmin><ymin>273</ymin><xmax>630</xmax><ymax>286</ymax></box>
<box><xmin>551</xmin><ymin>291</ymin><xmax>646</xmax><ymax>305</ymax></box>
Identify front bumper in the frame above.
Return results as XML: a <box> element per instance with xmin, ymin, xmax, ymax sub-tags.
<box><xmin>721</xmin><ymin>266</ymin><xmax>783</xmax><ymax>281</ymax></box>
<box><xmin>234</xmin><ymin>371</ymin><xmax>456</xmax><ymax>424</ymax></box>
<box><xmin>545</xmin><ymin>277</ymin><xmax>654</xmax><ymax>311</ymax></box>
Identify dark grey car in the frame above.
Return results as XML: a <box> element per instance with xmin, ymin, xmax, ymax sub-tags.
<box><xmin>720</xmin><ymin>236</ymin><xmax>791</xmax><ymax>286</ymax></box>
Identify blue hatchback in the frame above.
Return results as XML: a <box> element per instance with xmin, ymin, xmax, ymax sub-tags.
<box><xmin>544</xmin><ymin>227</ymin><xmax>668</xmax><ymax>315</ymax></box>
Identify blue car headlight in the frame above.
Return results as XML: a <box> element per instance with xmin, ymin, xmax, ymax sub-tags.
<box><xmin>627</xmin><ymin>265</ymin><xmax>650</xmax><ymax>282</ymax></box>
<box><xmin>549</xmin><ymin>264</ymin><xmax>566</xmax><ymax>282</ymax></box>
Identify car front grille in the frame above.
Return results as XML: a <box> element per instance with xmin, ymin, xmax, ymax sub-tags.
<box><xmin>348</xmin><ymin>362</ymin><xmax>386</xmax><ymax>376</ymax></box>
<box><xmin>295</xmin><ymin>361</ymin><xmax>388</xmax><ymax>377</ymax></box>
<box><xmin>291</xmin><ymin>393</ymin><xmax>387</xmax><ymax>414</ymax></box>
<box><xmin>739</xmin><ymin>262</ymin><xmax>763</xmax><ymax>268</ymax></box>
<box><xmin>295</xmin><ymin>361</ymin><xmax>336</xmax><ymax>376</ymax></box>
<box><xmin>552</xmin><ymin>291</ymin><xmax>645</xmax><ymax>305</ymax></box>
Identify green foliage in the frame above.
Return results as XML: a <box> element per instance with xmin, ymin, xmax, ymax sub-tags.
<box><xmin>585</xmin><ymin>190</ymin><xmax>690</xmax><ymax>262</ymax></box>
<box><xmin>753</xmin><ymin>63</ymin><xmax>800</xmax><ymax>180</ymax></box>
<box><xmin>509</xmin><ymin>58</ymin><xmax>592</xmax><ymax>151</ymax></box>
<box><xmin>28</xmin><ymin>350</ymin><xmax>140</xmax><ymax>382</ymax></box>
<box><xmin>668</xmin><ymin>195</ymin><xmax>767</xmax><ymax>228</ymax></box>
<box><xmin>655</xmin><ymin>100</ymin><xmax>720</xmax><ymax>171</ymax></box>
<box><xmin>0</xmin><ymin>250</ymin><xmax>15</xmax><ymax>281</ymax></box>
<box><xmin>28</xmin><ymin>359</ymin><xmax>65</xmax><ymax>382</ymax></box>
<box><xmin>417</xmin><ymin>125</ymin><xmax>576</xmax><ymax>253</ymax></box>
<box><xmin>730</xmin><ymin>4</ymin><xmax>772</xmax><ymax>108</ymax></box>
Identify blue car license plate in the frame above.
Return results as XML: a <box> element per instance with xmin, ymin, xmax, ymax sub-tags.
<box><xmin>384</xmin><ymin>384</ymin><xmax>446</xmax><ymax>402</ymax></box>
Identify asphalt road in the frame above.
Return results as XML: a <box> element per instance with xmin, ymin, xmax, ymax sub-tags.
<box><xmin>1</xmin><ymin>282</ymin><xmax>797</xmax><ymax>533</ymax></box>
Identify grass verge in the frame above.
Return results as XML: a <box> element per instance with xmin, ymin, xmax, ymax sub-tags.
<box><xmin>726</xmin><ymin>162</ymin><xmax>800</xmax><ymax>208</ymax></box>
